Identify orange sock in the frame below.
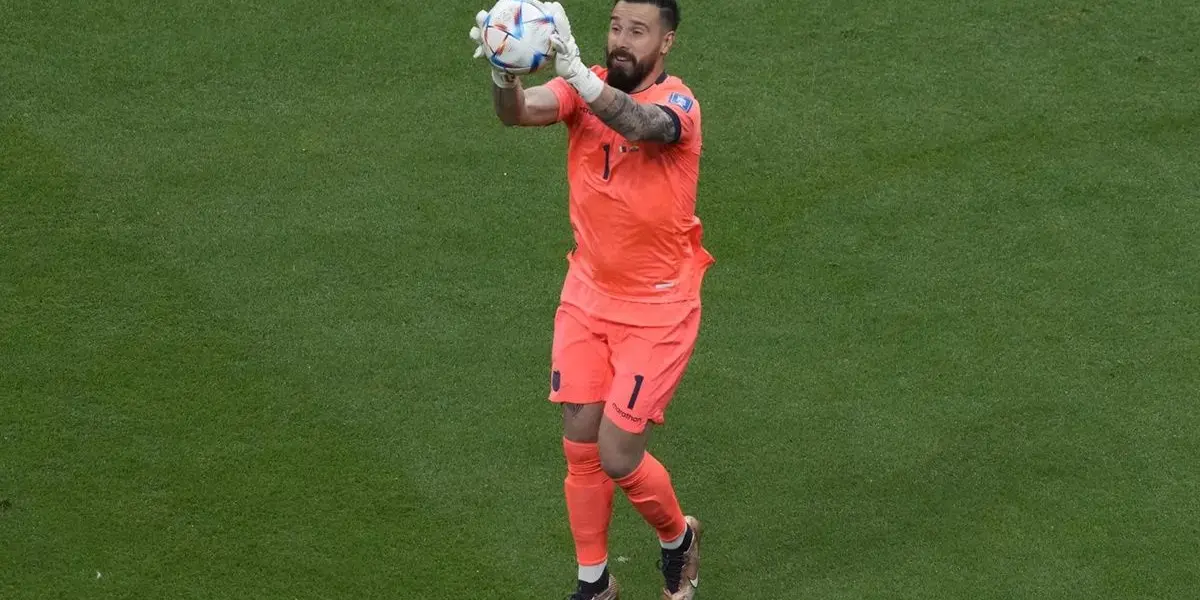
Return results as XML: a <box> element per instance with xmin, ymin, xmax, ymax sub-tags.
<box><xmin>614</xmin><ymin>452</ymin><xmax>687</xmax><ymax>543</ymax></box>
<box><xmin>563</xmin><ymin>438</ymin><xmax>615</xmax><ymax>567</ymax></box>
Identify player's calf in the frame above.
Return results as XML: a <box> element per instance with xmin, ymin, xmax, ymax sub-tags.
<box><xmin>599</xmin><ymin>416</ymin><xmax>691</xmax><ymax>567</ymax></box>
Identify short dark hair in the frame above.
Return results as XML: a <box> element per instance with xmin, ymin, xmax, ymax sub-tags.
<box><xmin>614</xmin><ymin>0</ymin><xmax>680</xmax><ymax>31</ymax></box>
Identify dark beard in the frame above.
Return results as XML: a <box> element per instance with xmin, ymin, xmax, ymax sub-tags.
<box><xmin>605</xmin><ymin>51</ymin><xmax>652</xmax><ymax>93</ymax></box>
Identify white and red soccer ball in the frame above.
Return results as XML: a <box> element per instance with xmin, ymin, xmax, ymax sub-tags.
<box><xmin>479</xmin><ymin>0</ymin><xmax>558</xmax><ymax>75</ymax></box>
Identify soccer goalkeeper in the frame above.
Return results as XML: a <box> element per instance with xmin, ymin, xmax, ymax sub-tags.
<box><xmin>470</xmin><ymin>2</ymin><xmax>711</xmax><ymax>598</ymax></box>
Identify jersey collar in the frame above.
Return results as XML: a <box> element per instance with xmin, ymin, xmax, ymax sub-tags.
<box><xmin>630</xmin><ymin>71</ymin><xmax>670</xmax><ymax>97</ymax></box>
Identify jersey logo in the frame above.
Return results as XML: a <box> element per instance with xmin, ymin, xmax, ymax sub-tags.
<box><xmin>667</xmin><ymin>92</ymin><xmax>694</xmax><ymax>113</ymax></box>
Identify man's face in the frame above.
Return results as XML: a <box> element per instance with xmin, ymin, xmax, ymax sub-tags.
<box><xmin>605</xmin><ymin>2</ymin><xmax>674</xmax><ymax>93</ymax></box>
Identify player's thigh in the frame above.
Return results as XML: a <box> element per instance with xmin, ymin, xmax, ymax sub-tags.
<box><xmin>602</xmin><ymin>307</ymin><xmax>702</xmax><ymax>434</ymax></box>
<box><xmin>550</xmin><ymin>303</ymin><xmax>613</xmax><ymax>440</ymax></box>
<box><xmin>550</xmin><ymin>303</ymin><xmax>612</xmax><ymax>402</ymax></box>
<box><xmin>551</xmin><ymin>304</ymin><xmax>612</xmax><ymax>441</ymax></box>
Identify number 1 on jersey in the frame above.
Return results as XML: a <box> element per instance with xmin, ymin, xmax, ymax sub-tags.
<box><xmin>602</xmin><ymin>143</ymin><xmax>611</xmax><ymax>181</ymax></box>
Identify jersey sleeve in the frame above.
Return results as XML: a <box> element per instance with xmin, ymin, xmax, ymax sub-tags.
<box><xmin>544</xmin><ymin>66</ymin><xmax>606</xmax><ymax>125</ymax></box>
<box><xmin>545</xmin><ymin>76</ymin><xmax>582</xmax><ymax>124</ymax></box>
<box><xmin>653</xmin><ymin>89</ymin><xmax>701</xmax><ymax>147</ymax></box>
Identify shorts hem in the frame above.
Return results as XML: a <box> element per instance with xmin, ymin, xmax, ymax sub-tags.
<box><xmin>548</xmin><ymin>396</ymin><xmax>607</xmax><ymax>405</ymax></box>
<box><xmin>604</xmin><ymin>401</ymin><xmax>664</xmax><ymax>434</ymax></box>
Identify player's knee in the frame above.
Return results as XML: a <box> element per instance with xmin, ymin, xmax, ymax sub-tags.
<box><xmin>562</xmin><ymin>403</ymin><xmax>605</xmax><ymax>443</ymax></box>
<box><xmin>598</xmin><ymin>444</ymin><xmax>643</xmax><ymax>480</ymax></box>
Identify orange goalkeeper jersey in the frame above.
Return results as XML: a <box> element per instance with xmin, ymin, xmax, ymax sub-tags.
<box><xmin>546</xmin><ymin>67</ymin><xmax>714</xmax><ymax>327</ymax></box>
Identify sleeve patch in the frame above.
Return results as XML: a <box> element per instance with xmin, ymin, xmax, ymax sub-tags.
<box><xmin>667</xmin><ymin>92</ymin><xmax>694</xmax><ymax>113</ymax></box>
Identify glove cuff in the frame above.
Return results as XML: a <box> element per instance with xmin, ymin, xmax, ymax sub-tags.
<box><xmin>492</xmin><ymin>70</ymin><xmax>519</xmax><ymax>89</ymax></box>
<box><xmin>568</xmin><ymin>68</ymin><xmax>604</xmax><ymax>103</ymax></box>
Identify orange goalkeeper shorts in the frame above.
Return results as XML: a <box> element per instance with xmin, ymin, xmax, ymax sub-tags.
<box><xmin>548</xmin><ymin>301</ymin><xmax>702</xmax><ymax>433</ymax></box>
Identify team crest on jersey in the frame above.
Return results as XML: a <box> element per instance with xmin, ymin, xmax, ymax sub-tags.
<box><xmin>668</xmin><ymin>92</ymin><xmax>694</xmax><ymax>113</ymax></box>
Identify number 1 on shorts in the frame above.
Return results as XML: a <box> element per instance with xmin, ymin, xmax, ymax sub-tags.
<box><xmin>627</xmin><ymin>374</ymin><xmax>645</xmax><ymax>409</ymax></box>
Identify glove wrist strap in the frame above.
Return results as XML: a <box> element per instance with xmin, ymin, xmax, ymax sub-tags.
<box><xmin>568</xmin><ymin>69</ymin><xmax>604</xmax><ymax>103</ymax></box>
<box><xmin>492</xmin><ymin>70</ymin><xmax>519</xmax><ymax>89</ymax></box>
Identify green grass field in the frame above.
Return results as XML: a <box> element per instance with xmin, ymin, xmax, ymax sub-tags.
<box><xmin>3</xmin><ymin>1</ymin><xmax>1199</xmax><ymax>598</ymax></box>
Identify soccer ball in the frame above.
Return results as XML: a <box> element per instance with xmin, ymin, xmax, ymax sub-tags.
<box><xmin>480</xmin><ymin>0</ymin><xmax>557</xmax><ymax>75</ymax></box>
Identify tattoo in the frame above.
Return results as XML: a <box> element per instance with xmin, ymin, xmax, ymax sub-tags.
<box><xmin>589</xmin><ymin>87</ymin><xmax>679</xmax><ymax>143</ymax></box>
<box><xmin>493</xmin><ymin>82</ymin><xmax>523</xmax><ymax>126</ymax></box>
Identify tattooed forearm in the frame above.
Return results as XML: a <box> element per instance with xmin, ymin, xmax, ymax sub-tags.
<box><xmin>493</xmin><ymin>83</ymin><xmax>524</xmax><ymax>126</ymax></box>
<box><xmin>588</xmin><ymin>86</ymin><xmax>678</xmax><ymax>143</ymax></box>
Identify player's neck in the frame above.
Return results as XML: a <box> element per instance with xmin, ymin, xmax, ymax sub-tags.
<box><xmin>631</xmin><ymin>66</ymin><xmax>667</xmax><ymax>94</ymax></box>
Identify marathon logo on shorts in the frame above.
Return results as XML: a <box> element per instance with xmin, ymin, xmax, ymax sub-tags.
<box><xmin>668</xmin><ymin>92</ymin><xmax>694</xmax><ymax>113</ymax></box>
<box><xmin>612</xmin><ymin>404</ymin><xmax>644</xmax><ymax>425</ymax></box>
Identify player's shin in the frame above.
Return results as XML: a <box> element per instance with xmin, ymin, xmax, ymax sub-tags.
<box><xmin>563</xmin><ymin>438</ymin><xmax>616</xmax><ymax>580</ymax></box>
<box><xmin>612</xmin><ymin>452</ymin><xmax>687</xmax><ymax>544</ymax></box>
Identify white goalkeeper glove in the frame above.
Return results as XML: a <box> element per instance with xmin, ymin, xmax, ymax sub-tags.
<box><xmin>549</xmin><ymin>33</ymin><xmax>604</xmax><ymax>103</ymax></box>
<box><xmin>524</xmin><ymin>0</ymin><xmax>605</xmax><ymax>103</ymax></box>
<box><xmin>468</xmin><ymin>8</ymin><xmax>518</xmax><ymax>89</ymax></box>
<box><xmin>525</xmin><ymin>0</ymin><xmax>572</xmax><ymax>38</ymax></box>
